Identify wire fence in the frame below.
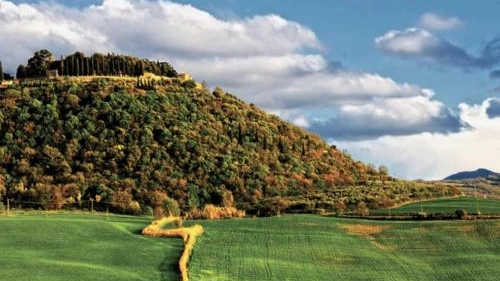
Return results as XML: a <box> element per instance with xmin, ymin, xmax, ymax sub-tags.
<box><xmin>0</xmin><ymin>198</ymin><xmax>117</xmax><ymax>218</ymax></box>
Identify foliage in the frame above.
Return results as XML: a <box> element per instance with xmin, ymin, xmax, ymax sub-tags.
<box><xmin>188</xmin><ymin>215</ymin><xmax>500</xmax><ymax>281</ymax></box>
<box><xmin>455</xmin><ymin>208</ymin><xmax>468</xmax><ymax>219</ymax></box>
<box><xmin>0</xmin><ymin>63</ymin><xmax>455</xmax><ymax>215</ymax></box>
<box><xmin>163</xmin><ymin>196</ymin><xmax>181</xmax><ymax>217</ymax></box>
<box><xmin>16</xmin><ymin>49</ymin><xmax>177</xmax><ymax>78</ymax></box>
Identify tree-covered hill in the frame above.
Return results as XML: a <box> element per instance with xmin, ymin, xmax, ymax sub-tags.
<box><xmin>0</xmin><ymin>66</ymin><xmax>459</xmax><ymax>216</ymax></box>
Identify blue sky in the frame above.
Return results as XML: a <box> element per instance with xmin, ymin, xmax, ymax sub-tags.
<box><xmin>1</xmin><ymin>0</ymin><xmax>499</xmax><ymax>179</ymax></box>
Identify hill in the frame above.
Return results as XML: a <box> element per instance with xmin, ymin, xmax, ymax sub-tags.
<box><xmin>0</xmin><ymin>52</ymin><xmax>460</xmax><ymax>216</ymax></box>
<box><xmin>444</xmin><ymin>168</ymin><xmax>498</xmax><ymax>180</ymax></box>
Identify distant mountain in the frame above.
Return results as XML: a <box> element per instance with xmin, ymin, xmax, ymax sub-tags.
<box><xmin>444</xmin><ymin>168</ymin><xmax>499</xmax><ymax>180</ymax></box>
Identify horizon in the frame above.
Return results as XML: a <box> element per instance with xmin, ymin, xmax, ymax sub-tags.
<box><xmin>1</xmin><ymin>0</ymin><xmax>499</xmax><ymax>179</ymax></box>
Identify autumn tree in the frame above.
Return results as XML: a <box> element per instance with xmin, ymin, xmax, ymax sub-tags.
<box><xmin>148</xmin><ymin>190</ymin><xmax>167</xmax><ymax>219</ymax></box>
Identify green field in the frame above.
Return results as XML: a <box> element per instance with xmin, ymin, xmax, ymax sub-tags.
<box><xmin>1</xmin><ymin>211</ymin><xmax>499</xmax><ymax>281</ymax></box>
<box><xmin>375</xmin><ymin>196</ymin><xmax>500</xmax><ymax>216</ymax></box>
<box><xmin>0</xmin><ymin>213</ymin><xmax>183</xmax><ymax>281</ymax></box>
<box><xmin>188</xmin><ymin>215</ymin><xmax>500</xmax><ymax>281</ymax></box>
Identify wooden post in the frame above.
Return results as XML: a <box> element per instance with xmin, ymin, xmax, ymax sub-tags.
<box><xmin>90</xmin><ymin>198</ymin><xmax>94</xmax><ymax>213</ymax></box>
<box><xmin>6</xmin><ymin>198</ymin><xmax>9</xmax><ymax>217</ymax></box>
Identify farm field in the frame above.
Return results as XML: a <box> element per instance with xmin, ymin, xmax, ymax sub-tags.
<box><xmin>374</xmin><ymin>196</ymin><xmax>500</xmax><ymax>216</ymax></box>
<box><xmin>0</xmin><ymin>213</ymin><xmax>183</xmax><ymax>281</ymax></box>
<box><xmin>187</xmin><ymin>215</ymin><xmax>500</xmax><ymax>281</ymax></box>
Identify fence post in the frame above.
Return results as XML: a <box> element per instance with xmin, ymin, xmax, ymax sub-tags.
<box><xmin>6</xmin><ymin>198</ymin><xmax>9</xmax><ymax>217</ymax></box>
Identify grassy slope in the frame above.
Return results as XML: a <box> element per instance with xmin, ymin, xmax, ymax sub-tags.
<box><xmin>375</xmin><ymin>196</ymin><xmax>500</xmax><ymax>215</ymax></box>
<box><xmin>188</xmin><ymin>215</ymin><xmax>500</xmax><ymax>281</ymax></box>
<box><xmin>0</xmin><ymin>214</ymin><xmax>183</xmax><ymax>281</ymax></box>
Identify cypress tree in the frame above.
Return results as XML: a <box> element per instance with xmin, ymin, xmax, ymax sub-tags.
<box><xmin>75</xmin><ymin>57</ymin><xmax>80</xmax><ymax>76</ymax></box>
<box><xmin>86</xmin><ymin>57</ymin><xmax>90</xmax><ymax>76</ymax></box>
<box><xmin>71</xmin><ymin>55</ymin><xmax>76</xmax><ymax>76</ymax></box>
<box><xmin>60</xmin><ymin>56</ymin><xmax>64</xmax><ymax>76</ymax></box>
<box><xmin>0</xmin><ymin>60</ymin><xmax>3</xmax><ymax>82</ymax></box>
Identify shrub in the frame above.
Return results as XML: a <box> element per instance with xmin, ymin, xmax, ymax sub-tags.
<box><xmin>163</xmin><ymin>197</ymin><xmax>180</xmax><ymax>217</ymax></box>
<box><xmin>455</xmin><ymin>209</ymin><xmax>468</xmax><ymax>219</ymax></box>
<box><xmin>186</xmin><ymin>204</ymin><xmax>245</xmax><ymax>219</ymax></box>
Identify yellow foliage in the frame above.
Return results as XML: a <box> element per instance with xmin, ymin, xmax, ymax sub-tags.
<box><xmin>142</xmin><ymin>216</ymin><xmax>204</xmax><ymax>281</ymax></box>
<box><xmin>186</xmin><ymin>204</ymin><xmax>246</xmax><ymax>220</ymax></box>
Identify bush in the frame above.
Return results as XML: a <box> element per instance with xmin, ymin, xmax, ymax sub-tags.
<box><xmin>455</xmin><ymin>209</ymin><xmax>468</xmax><ymax>219</ymax></box>
<box><xmin>163</xmin><ymin>197</ymin><xmax>180</xmax><ymax>217</ymax></box>
<box><xmin>186</xmin><ymin>204</ymin><xmax>245</xmax><ymax>219</ymax></box>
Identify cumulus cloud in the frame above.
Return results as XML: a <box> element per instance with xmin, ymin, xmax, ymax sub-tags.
<box><xmin>177</xmin><ymin>56</ymin><xmax>429</xmax><ymax>109</ymax></box>
<box><xmin>0</xmin><ymin>0</ymin><xmax>321</xmax><ymax>72</ymax></box>
<box><xmin>375</xmin><ymin>28</ymin><xmax>500</xmax><ymax>70</ymax></box>
<box><xmin>418</xmin><ymin>12</ymin><xmax>462</xmax><ymax>31</ymax></box>
<box><xmin>335</xmin><ymin>98</ymin><xmax>500</xmax><ymax>179</ymax></box>
<box><xmin>308</xmin><ymin>92</ymin><xmax>465</xmax><ymax>140</ymax></box>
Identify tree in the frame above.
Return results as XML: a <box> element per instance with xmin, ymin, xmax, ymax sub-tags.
<box><xmin>163</xmin><ymin>197</ymin><xmax>180</xmax><ymax>217</ymax></box>
<box><xmin>16</xmin><ymin>65</ymin><xmax>27</xmax><ymax>79</ymax></box>
<box><xmin>26</xmin><ymin>49</ymin><xmax>54</xmax><ymax>77</ymax></box>
<box><xmin>355</xmin><ymin>201</ymin><xmax>369</xmax><ymax>217</ymax></box>
<box><xmin>0</xmin><ymin>60</ymin><xmax>3</xmax><ymax>82</ymax></box>
<box><xmin>148</xmin><ymin>190</ymin><xmax>167</xmax><ymax>219</ymax></box>
<box><xmin>378</xmin><ymin>165</ymin><xmax>388</xmax><ymax>183</ymax></box>
<box><xmin>455</xmin><ymin>209</ymin><xmax>468</xmax><ymax>219</ymax></box>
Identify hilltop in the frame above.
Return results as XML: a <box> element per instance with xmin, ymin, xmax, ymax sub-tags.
<box><xmin>0</xmin><ymin>51</ymin><xmax>459</xmax><ymax>216</ymax></box>
<box><xmin>444</xmin><ymin>168</ymin><xmax>498</xmax><ymax>180</ymax></box>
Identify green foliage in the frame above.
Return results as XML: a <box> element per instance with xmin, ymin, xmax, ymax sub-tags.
<box><xmin>26</xmin><ymin>49</ymin><xmax>54</xmax><ymax>77</ymax></box>
<box><xmin>0</xmin><ymin>74</ymin><xmax>451</xmax><ymax>215</ymax></box>
<box><xmin>163</xmin><ymin>197</ymin><xmax>180</xmax><ymax>217</ymax></box>
<box><xmin>0</xmin><ymin>60</ymin><xmax>3</xmax><ymax>82</ymax></box>
<box><xmin>188</xmin><ymin>215</ymin><xmax>500</xmax><ymax>281</ymax></box>
<box><xmin>0</xmin><ymin>214</ymin><xmax>183</xmax><ymax>281</ymax></box>
<box><xmin>455</xmin><ymin>208</ymin><xmax>468</xmax><ymax>219</ymax></box>
<box><xmin>16</xmin><ymin>49</ymin><xmax>178</xmax><ymax>78</ymax></box>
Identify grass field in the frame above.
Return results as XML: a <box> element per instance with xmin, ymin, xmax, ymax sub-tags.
<box><xmin>187</xmin><ymin>215</ymin><xmax>500</xmax><ymax>281</ymax></box>
<box><xmin>0</xmin><ymin>213</ymin><xmax>183</xmax><ymax>281</ymax></box>
<box><xmin>374</xmin><ymin>196</ymin><xmax>500</xmax><ymax>216</ymax></box>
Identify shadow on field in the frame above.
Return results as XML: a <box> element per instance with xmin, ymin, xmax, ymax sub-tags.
<box><xmin>159</xmin><ymin>251</ymin><xmax>181</xmax><ymax>281</ymax></box>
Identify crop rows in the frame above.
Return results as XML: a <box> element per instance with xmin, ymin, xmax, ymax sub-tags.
<box><xmin>188</xmin><ymin>215</ymin><xmax>500</xmax><ymax>281</ymax></box>
<box><xmin>0</xmin><ymin>214</ymin><xmax>183</xmax><ymax>281</ymax></box>
<box><xmin>373</xmin><ymin>196</ymin><xmax>500</xmax><ymax>216</ymax></box>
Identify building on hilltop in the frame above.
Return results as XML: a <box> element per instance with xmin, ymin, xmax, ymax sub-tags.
<box><xmin>46</xmin><ymin>69</ymin><xmax>59</xmax><ymax>78</ymax></box>
<box><xmin>177</xmin><ymin>73</ymin><xmax>192</xmax><ymax>81</ymax></box>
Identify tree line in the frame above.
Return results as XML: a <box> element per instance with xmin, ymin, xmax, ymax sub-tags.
<box><xmin>15</xmin><ymin>49</ymin><xmax>178</xmax><ymax>79</ymax></box>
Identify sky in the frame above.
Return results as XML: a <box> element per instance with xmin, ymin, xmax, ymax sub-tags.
<box><xmin>1</xmin><ymin>0</ymin><xmax>499</xmax><ymax>179</ymax></box>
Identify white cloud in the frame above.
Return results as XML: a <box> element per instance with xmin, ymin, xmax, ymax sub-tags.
<box><xmin>375</xmin><ymin>28</ymin><xmax>439</xmax><ymax>55</ymax></box>
<box><xmin>375</xmin><ymin>27</ymin><xmax>500</xmax><ymax>70</ymax></box>
<box><xmin>418</xmin><ymin>12</ymin><xmax>463</xmax><ymax>31</ymax></box>
<box><xmin>306</xmin><ymin>92</ymin><xmax>464</xmax><ymax>140</ymax></box>
<box><xmin>0</xmin><ymin>0</ymin><xmax>321</xmax><ymax>71</ymax></box>
<box><xmin>335</xmin><ymin>98</ymin><xmax>500</xmax><ymax>180</ymax></box>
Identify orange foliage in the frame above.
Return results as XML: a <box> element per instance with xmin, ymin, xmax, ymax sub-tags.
<box><xmin>142</xmin><ymin>217</ymin><xmax>204</xmax><ymax>281</ymax></box>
